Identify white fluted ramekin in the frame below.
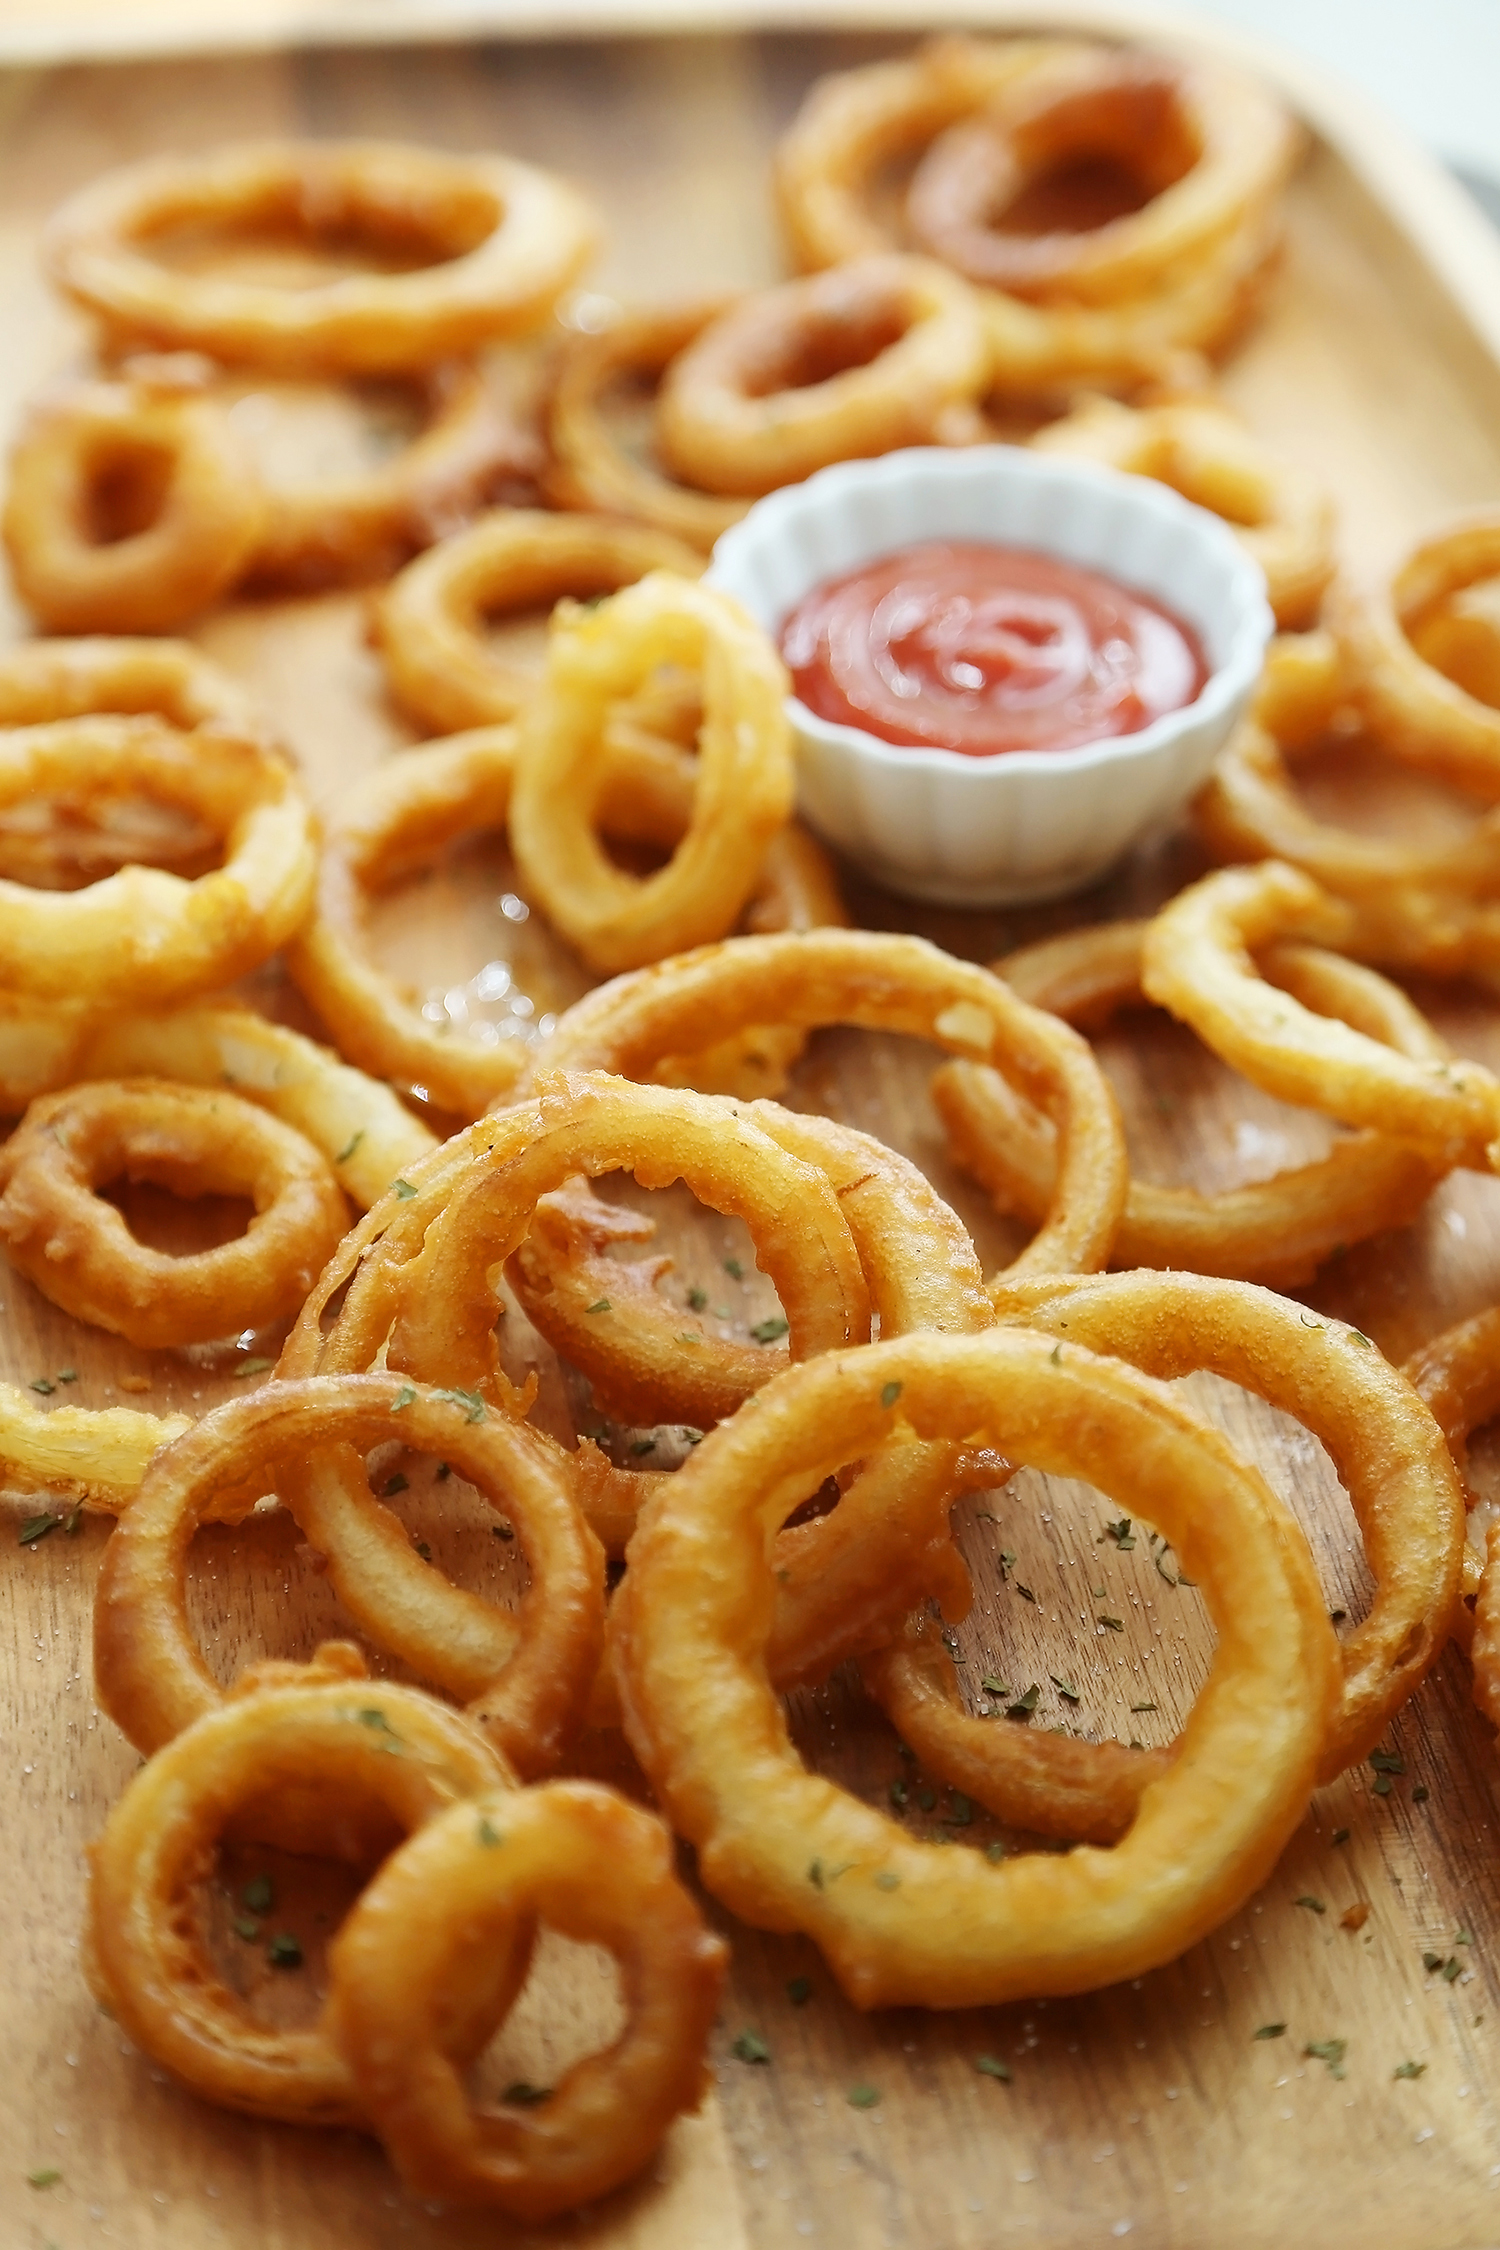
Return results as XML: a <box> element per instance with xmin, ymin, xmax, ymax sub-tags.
<box><xmin>705</xmin><ymin>445</ymin><xmax>1273</xmax><ymax>906</ymax></box>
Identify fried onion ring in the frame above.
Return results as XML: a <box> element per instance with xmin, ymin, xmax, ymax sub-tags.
<box><xmin>371</xmin><ymin>507</ymin><xmax>702</xmax><ymax>734</ymax></box>
<box><xmin>328</xmin><ymin>1779</ymin><xmax>726</xmax><ymax>2217</ymax></box>
<box><xmin>509</xmin><ymin>573</ymin><xmax>795</xmax><ymax>974</ymax></box>
<box><xmin>1140</xmin><ymin>860</ymin><xmax>1500</xmax><ymax>1168</ymax></box>
<box><xmin>613</xmin><ymin>1326</ymin><xmax>1338</xmax><ymax>2008</ymax></box>
<box><xmin>0</xmin><ymin>632</ymin><xmax>263</xmax><ymax>736</ymax></box>
<box><xmin>890</xmin><ymin>1269</ymin><xmax>1466</xmax><ymax>1809</ymax></box>
<box><xmin>0</xmin><ymin>714</ymin><xmax>315</xmax><ymax>1006</ymax></box>
<box><xmin>46</xmin><ymin>142</ymin><xmax>597</xmax><ymax>375</ymax></box>
<box><xmin>1333</xmin><ymin>516</ymin><xmax>1500</xmax><ymax>796</ymax></box>
<box><xmin>1404</xmin><ymin>1307</ymin><xmax>1500</xmax><ymax>1674</ymax></box>
<box><xmin>0</xmin><ymin>1078</ymin><xmax>347</xmax><ymax>1347</ymax></box>
<box><xmin>1033</xmin><ymin>393</ymin><xmax>1335</xmax><ymax>627</ymax></box>
<box><xmin>932</xmin><ymin>919</ymin><xmax>1448</xmax><ymax>1287</ymax></box>
<box><xmin>904</xmin><ymin>44</ymin><xmax>1297</xmax><ymax>307</ymax></box>
<box><xmin>528</xmin><ymin>928</ymin><xmax>1128</xmax><ymax>1281</ymax></box>
<box><xmin>93</xmin><ymin>1372</ymin><xmax>606</xmax><ymax>1778</ymax></box>
<box><xmin>544</xmin><ymin>300</ymin><xmax>750</xmax><ymax>548</ymax></box>
<box><xmin>2</xmin><ymin>373</ymin><xmax>267</xmax><ymax>633</ymax></box>
<box><xmin>86</xmin><ymin>1665</ymin><xmax>523</xmax><ymax>2125</ymax></box>
<box><xmin>286</xmin><ymin>722</ymin><xmax>843</xmax><ymax>1117</ymax></box>
<box><xmin>653</xmin><ymin>254</ymin><xmax>992</xmax><ymax>499</ymax></box>
<box><xmin>0</xmin><ymin>1384</ymin><xmax>190</xmax><ymax>1512</ymax></box>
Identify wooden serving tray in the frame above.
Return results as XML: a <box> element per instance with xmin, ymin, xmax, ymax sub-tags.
<box><xmin>6</xmin><ymin>17</ymin><xmax>1500</xmax><ymax>2250</ymax></box>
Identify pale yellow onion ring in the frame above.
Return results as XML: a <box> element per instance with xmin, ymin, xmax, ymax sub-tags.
<box><xmin>46</xmin><ymin>142</ymin><xmax>598</xmax><ymax>376</ymax></box>
<box><xmin>0</xmin><ymin>1385</ymin><xmax>189</xmax><ymax>1513</ymax></box>
<box><xmin>526</xmin><ymin>927</ymin><xmax>1128</xmax><ymax>1282</ymax></box>
<box><xmin>371</xmin><ymin>508</ymin><xmax>703</xmax><ymax>736</ymax></box>
<box><xmin>544</xmin><ymin>300</ymin><xmax>750</xmax><ymax>549</ymax></box>
<box><xmin>2</xmin><ymin>373</ymin><xmax>267</xmax><ymax>633</ymax></box>
<box><xmin>1033</xmin><ymin>393</ymin><xmax>1335</xmax><ymax>628</ymax></box>
<box><xmin>932</xmin><ymin>919</ymin><xmax>1449</xmax><ymax>1288</ymax></box>
<box><xmin>612</xmin><ymin>1326</ymin><xmax>1338</xmax><ymax>2009</ymax></box>
<box><xmin>1140</xmin><ymin>860</ymin><xmax>1500</xmax><ymax>1168</ymax></box>
<box><xmin>508</xmin><ymin>573</ymin><xmax>795</xmax><ymax>975</ymax></box>
<box><xmin>653</xmin><ymin>255</ymin><xmax>992</xmax><ymax>500</ymax></box>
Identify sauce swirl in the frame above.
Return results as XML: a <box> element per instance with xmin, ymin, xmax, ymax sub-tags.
<box><xmin>781</xmin><ymin>538</ymin><xmax>1207</xmax><ymax>757</ymax></box>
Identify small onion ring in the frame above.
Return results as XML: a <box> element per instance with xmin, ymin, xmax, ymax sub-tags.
<box><xmin>904</xmin><ymin>45</ymin><xmax>1298</xmax><ymax>307</ymax></box>
<box><xmin>612</xmin><ymin>1325</ymin><xmax>1338</xmax><ymax>2008</ymax></box>
<box><xmin>932</xmin><ymin>919</ymin><xmax>1448</xmax><ymax>1288</ymax></box>
<box><xmin>1332</xmin><ymin>516</ymin><xmax>1500</xmax><ymax>796</ymax></box>
<box><xmin>870</xmin><ymin>1270</ymin><xmax>1462</xmax><ymax>1827</ymax></box>
<box><xmin>371</xmin><ymin>507</ymin><xmax>702</xmax><ymax>735</ymax></box>
<box><xmin>0</xmin><ymin>632</ymin><xmax>264</xmax><ymax>736</ymax></box>
<box><xmin>508</xmin><ymin>573</ymin><xmax>795</xmax><ymax>974</ymax></box>
<box><xmin>328</xmin><ymin>1779</ymin><xmax>726</xmax><ymax>2217</ymax></box>
<box><xmin>93</xmin><ymin>1372</ymin><xmax>606</xmax><ymax>1779</ymax></box>
<box><xmin>1140</xmin><ymin>860</ymin><xmax>1500</xmax><ymax>1168</ymax></box>
<box><xmin>0</xmin><ymin>1078</ymin><xmax>347</xmax><ymax>1348</ymax></box>
<box><xmin>0</xmin><ymin>714</ymin><xmax>315</xmax><ymax>1006</ymax></box>
<box><xmin>653</xmin><ymin>254</ymin><xmax>992</xmax><ymax>499</ymax></box>
<box><xmin>85</xmin><ymin>1666</ymin><xmax>523</xmax><ymax>2125</ymax></box>
<box><xmin>2</xmin><ymin>373</ymin><xmax>267</xmax><ymax>633</ymax></box>
<box><xmin>46</xmin><ymin>142</ymin><xmax>598</xmax><ymax>376</ymax></box>
<box><xmin>527</xmin><ymin>927</ymin><xmax>1128</xmax><ymax>1283</ymax></box>
<box><xmin>1033</xmin><ymin>393</ymin><xmax>1335</xmax><ymax>628</ymax></box>
<box><xmin>544</xmin><ymin>300</ymin><xmax>750</xmax><ymax>548</ymax></box>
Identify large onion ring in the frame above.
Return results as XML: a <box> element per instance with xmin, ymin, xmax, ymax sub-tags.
<box><xmin>85</xmin><ymin>1664</ymin><xmax>522</xmax><ymax>2125</ymax></box>
<box><xmin>904</xmin><ymin>44</ymin><xmax>1298</xmax><ymax>306</ymax></box>
<box><xmin>371</xmin><ymin>507</ymin><xmax>702</xmax><ymax>735</ymax></box>
<box><xmin>0</xmin><ymin>1078</ymin><xmax>347</xmax><ymax>1347</ymax></box>
<box><xmin>508</xmin><ymin>573</ymin><xmax>795</xmax><ymax>974</ymax></box>
<box><xmin>873</xmin><ymin>1271</ymin><xmax>1462</xmax><ymax>1819</ymax></box>
<box><xmin>2</xmin><ymin>373</ymin><xmax>267</xmax><ymax>633</ymax></box>
<box><xmin>1140</xmin><ymin>860</ymin><xmax>1500</xmax><ymax>1167</ymax></box>
<box><xmin>328</xmin><ymin>1779</ymin><xmax>726</xmax><ymax>2217</ymax></box>
<box><xmin>1033</xmin><ymin>393</ymin><xmax>1335</xmax><ymax>628</ymax></box>
<box><xmin>0</xmin><ymin>714</ymin><xmax>315</xmax><ymax>1006</ymax></box>
<box><xmin>46</xmin><ymin>142</ymin><xmax>597</xmax><ymax>375</ymax></box>
<box><xmin>613</xmin><ymin>1326</ymin><xmax>1338</xmax><ymax>2008</ymax></box>
<box><xmin>544</xmin><ymin>301</ymin><xmax>750</xmax><ymax>548</ymax></box>
<box><xmin>933</xmin><ymin>919</ymin><xmax>1448</xmax><ymax>1287</ymax></box>
<box><xmin>528</xmin><ymin>927</ymin><xmax>1128</xmax><ymax>1281</ymax></box>
<box><xmin>1333</xmin><ymin>516</ymin><xmax>1500</xmax><ymax>796</ymax></box>
<box><xmin>653</xmin><ymin>254</ymin><xmax>991</xmax><ymax>499</ymax></box>
<box><xmin>93</xmin><ymin>1372</ymin><xmax>606</xmax><ymax>1779</ymax></box>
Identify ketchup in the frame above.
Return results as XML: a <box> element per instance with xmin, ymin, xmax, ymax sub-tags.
<box><xmin>781</xmin><ymin>539</ymin><xmax>1206</xmax><ymax>757</ymax></box>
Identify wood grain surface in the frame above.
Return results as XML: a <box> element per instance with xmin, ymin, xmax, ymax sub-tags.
<box><xmin>4</xmin><ymin>23</ymin><xmax>1500</xmax><ymax>2250</ymax></box>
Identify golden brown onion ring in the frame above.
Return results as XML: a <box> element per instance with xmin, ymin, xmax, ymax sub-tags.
<box><xmin>933</xmin><ymin>919</ymin><xmax>1448</xmax><ymax>1288</ymax></box>
<box><xmin>0</xmin><ymin>632</ymin><xmax>264</xmax><ymax>736</ymax></box>
<box><xmin>544</xmin><ymin>300</ymin><xmax>750</xmax><ymax>548</ymax></box>
<box><xmin>93</xmin><ymin>1372</ymin><xmax>606</xmax><ymax>1779</ymax></box>
<box><xmin>1333</xmin><ymin>516</ymin><xmax>1500</xmax><ymax>796</ymax></box>
<box><xmin>1141</xmin><ymin>861</ymin><xmax>1500</xmax><ymax>1168</ymax></box>
<box><xmin>904</xmin><ymin>44</ymin><xmax>1298</xmax><ymax>306</ymax></box>
<box><xmin>86</xmin><ymin>1663</ymin><xmax>523</xmax><ymax>2125</ymax></box>
<box><xmin>509</xmin><ymin>574</ymin><xmax>794</xmax><ymax>975</ymax></box>
<box><xmin>2</xmin><ymin>373</ymin><xmax>267</xmax><ymax>633</ymax></box>
<box><xmin>1404</xmin><ymin>1306</ymin><xmax>1500</xmax><ymax>1676</ymax></box>
<box><xmin>613</xmin><ymin>1326</ymin><xmax>1338</xmax><ymax>2008</ymax></box>
<box><xmin>528</xmin><ymin>927</ymin><xmax>1128</xmax><ymax>1282</ymax></box>
<box><xmin>328</xmin><ymin>1779</ymin><xmax>726</xmax><ymax>2217</ymax></box>
<box><xmin>370</xmin><ymin>506</ymin><xmax>701</xmax><ymax>735</ymax></box>
<box><xmin>654</xmin><ymin>254</ymin><xmax>991</xmax><ymax>499</ymax></box>
<box><xmin>0</xmin><ymin>1078</ymin><xmax>347</xmax><ymax>1348</ymax></box>
<box><xmin>1033</xmin><ymin>393</ymin><xmax>1335</xmax><ymax>627</ymax></box>
<box><xmin>0</xmin><ymin>714</ymin><xmax>315</xmax><ymax>1007</ymax></box>
<box><xmin>46</xmin><ymin>142</ymin><xmax>597</xmax><ymax>375</ymax></box>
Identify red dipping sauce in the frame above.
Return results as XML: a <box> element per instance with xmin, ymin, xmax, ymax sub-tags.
<box><xmin>781</xmin><ymin>538</ymin><xmax>1208</xmax><ymax>757</ymax></box>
